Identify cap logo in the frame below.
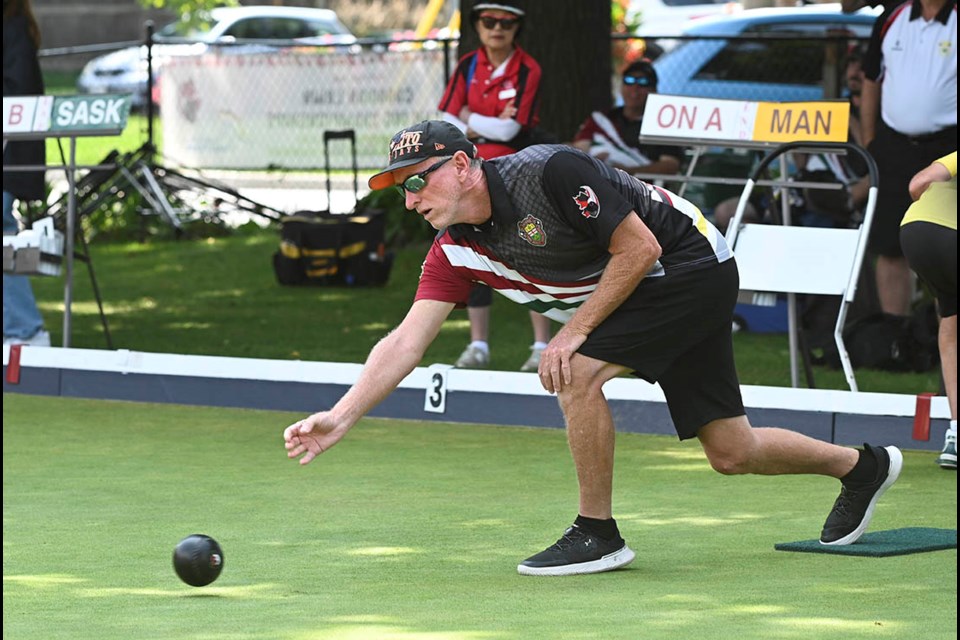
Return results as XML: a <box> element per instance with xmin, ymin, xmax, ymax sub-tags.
<box><xmin>390</xmin><ymin>131</ymin><xmax>424</xmax><ymax>161</ymax></box>
<box><xmin>435</xmin><ymin>142</ymin><xmax>446</xmax><ymax>150</ymax></box>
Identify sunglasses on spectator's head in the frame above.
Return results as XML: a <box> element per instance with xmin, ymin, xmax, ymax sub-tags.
<box><xmin>479</xmin><ymin>15</ymin><xmax>520</xmax><ymax>30</ymax></box>
<box><xmin>396</xmin><ymin>157</ymin><xmax>451</xmax><ymax>195</ymax></box>
<box><xmin>623</xmin><ymin>75</ymin><xmax>654</xmax><ymax>87</ymax></box>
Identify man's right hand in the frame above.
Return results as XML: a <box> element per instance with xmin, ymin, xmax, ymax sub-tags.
<box><xmin>283</xmin><ymin>412</ymin><xmax>346</xmax><ymax>465</ymax></box>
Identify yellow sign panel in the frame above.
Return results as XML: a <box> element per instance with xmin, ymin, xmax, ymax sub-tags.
<box><xmin>753</xmin><ymin>101</ymin><xmax>850</xmax><ymax>143</ymax></box>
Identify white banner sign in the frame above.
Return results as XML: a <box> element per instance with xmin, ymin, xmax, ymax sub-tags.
<box><xmin>161</xmin><ymin>49</ymin><xmax>446</xmax><ymax>169</ymax></box>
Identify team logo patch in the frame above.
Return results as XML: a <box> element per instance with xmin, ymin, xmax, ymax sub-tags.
<box><xmin>573</xmin><ymin>186</ymin><xmax>600</xmax><ymax>219</ymax></box>
<box><xmin>517</xmin><ymin>214</ymin><xmax>547</xmax><ymax>247</ymax></box>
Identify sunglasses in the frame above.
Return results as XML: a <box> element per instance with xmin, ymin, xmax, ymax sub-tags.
<box><xmin>479</xmin><ymin>15</ymin><xmax>520</xmax><ymax>30</ymax></box>
<box><xmin>623</xmin><ymin>75</ymin><xmax>655</xmax><ymax>87</ymax></box>
<box><xmin>396</xmin><ymin>157</ymin><xmax>451</xmax><ymax>195</ymax></box>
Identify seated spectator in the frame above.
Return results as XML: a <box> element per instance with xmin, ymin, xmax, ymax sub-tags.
<box><xmin>572</xmin><ymin>60</ymin><xmax>682</xmax><ymax>178</ymax></box>
<box><xmin>714</xmin><ymin>53</ymin><xmax>869</xmax><ymax>234</ymax></box>
<box><xmin>712</xmin><ymin>151</ymin><xmax>866</xmax><ymax>234</ymax></box>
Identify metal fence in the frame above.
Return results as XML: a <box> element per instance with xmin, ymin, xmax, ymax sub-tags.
<box><xmin>38</xmin><ymin>33</ymin><xmax>869</xmax><ymax>175</ymax></box>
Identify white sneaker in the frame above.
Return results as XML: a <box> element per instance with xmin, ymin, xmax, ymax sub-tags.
<box><xmin>454</xmin><ymin>344</ymin><xmax>489</xmax><ymax>369</ymax></box>
<box><xmin>937</xmin><ymin>432</ymin><xmax>957</xmax><ymax>470</ymax></box>
<box><xmin>4</xmin><ymin>329</ymin><xmax>50</xmax><ymax>347</ymax></box>
<box><xmin>520</xmin><ymin>346</ymin><xmax>544</xmax><ymax>372</ymax></box>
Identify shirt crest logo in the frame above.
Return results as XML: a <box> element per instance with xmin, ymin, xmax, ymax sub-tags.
<box><xmin>517</xmin><ymin>214</ymin><xmax>547</xmax><ymax>247</ymax></box>
<box><xmin>573</xmin><ymin>186</ymin><xmax>600</xmax><ymax>219</ymax></box>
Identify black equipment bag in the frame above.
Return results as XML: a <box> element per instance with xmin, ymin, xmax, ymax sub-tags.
<box><xmin>812</xmin><ymin>303</ymin><xmax>940</xmax><ymax>373</ymax></box>
<box><xmin>272</xmin><ymin>210</ymin><xmax>393</xmax><ymax>286</ymax></box>
<box><xmin>271</xmin><ymin>129</ymin><xmax>393</xmax><ymax>286</ymax></box>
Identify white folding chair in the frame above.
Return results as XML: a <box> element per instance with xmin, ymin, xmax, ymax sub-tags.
<box><xmin>724</xmin><ymin>141</ymin><xmax>879</xmax><ymax>392</ymax></box>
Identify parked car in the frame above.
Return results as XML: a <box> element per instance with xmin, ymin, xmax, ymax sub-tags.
<box><xmin>652</xmin><ymin>3</ymin><xmax>881</xmax><ymax>102</ymax></box>
<box><xmin>76</xmin><ymin>5</ymin><xmax>356</xmax><ymax>110</ymax></box>
<box><xmin>631</xmin><ymin>0</ymin><xmax>743</xmax><ymax>37</ymax></box>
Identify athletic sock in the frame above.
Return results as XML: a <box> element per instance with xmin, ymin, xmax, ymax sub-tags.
<box><xmin>574</xmin><ymin>514</ymin><xmax>620</xmax><ymax>541</ymax></box>
<box><xmin>468</xmin><ymin>341</ymin><xmax>489</xmax><ymax>354</ymax></box>
<box><xmin>841</xmin><ymin>445</ymin><xmax>879</xmax><ymax>485</ymax></box>
<box><xmin>532</xmin><ymin>341</ymin><xmax>548</xmax><ymax>350</ymax></box>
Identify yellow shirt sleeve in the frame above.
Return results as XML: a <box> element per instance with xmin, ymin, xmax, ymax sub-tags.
<box><xmin>935</xmin><ymin>151</ymin><xmax>957</xmax><ymax>178</ymax></box>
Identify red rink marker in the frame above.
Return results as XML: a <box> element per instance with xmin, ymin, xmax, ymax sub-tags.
<box><xmin>911</xmin><ymin>392</ymin><xmax>935</xmax><ymax>441</ymax></box>
<box><xmin>6</xmin><ymin>344</ymin><xmax>23</xmax><ymax>385</ymax></box>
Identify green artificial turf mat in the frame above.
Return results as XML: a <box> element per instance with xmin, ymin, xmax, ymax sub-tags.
<box><xmin>775</xmin><ymin>527</ymin><xmax>957</xmax><ymax>557</ymax></box>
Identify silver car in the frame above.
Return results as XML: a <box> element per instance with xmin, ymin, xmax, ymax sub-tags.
<box><xmin>76</xmin><ymin>5</ymin><xmax>356</xmax><ymax>110</ymax></box>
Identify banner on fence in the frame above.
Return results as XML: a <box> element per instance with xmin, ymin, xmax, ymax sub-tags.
<box><xmin>160</xmin><ymin>49</ymin><xmax>446</xmax><ymax>170</ymax></box>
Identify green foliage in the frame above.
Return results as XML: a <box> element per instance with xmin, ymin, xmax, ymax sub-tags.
<box><xmin>355</xmin><ymin>186</ymin><xmax>436</xmax><ymax>248</ymax></box>
<box><xmin>613</xmin><ymin>0</ymin><xmax>642</xmax><ymax>32</ymax></box>
<box><xmin>136</xmin><ymin>0</ymin><xmax>239</xmax><ymax>18</ymax></box>
<box><xmin>77</xmin><ymin>187</ymin><xmax>233</xmax><ymax>243</ymax></box>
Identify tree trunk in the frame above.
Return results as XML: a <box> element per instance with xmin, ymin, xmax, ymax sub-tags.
<box><xmin>457</xmin><ymin>1</ymin><xmax>612</xmax><ymax>142</ymax></box>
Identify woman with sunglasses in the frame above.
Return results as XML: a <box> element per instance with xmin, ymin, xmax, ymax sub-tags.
<box><xmin>437</xmin><ymin>1</ymin><xmax>552</xmax><ymax>373</ymax></box>
<box><xmin>572</xmin><ymin>59</ymin><xmax>682</xmax><ymax>179</ymax></box>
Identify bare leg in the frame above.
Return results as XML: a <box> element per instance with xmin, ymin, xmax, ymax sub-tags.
<box><xmin>530</xmin><ymin>311</ymin><xmax>552</xmax><ymax>344</ymax></box>
<box><xmin>939</xmin><ymin>314</ymin><xmax>957</xmax><ymax>420</ymax></box>
<box><xmin>468</xmin><ymin>306</ymin><xmax>490</xmax><ymax>343</ymax></box>
<box><xmin>697</xmin><ymin>415</ymin><xmax>858</xmax><ymax>477</ymax></box>
<box><xmin>876</xmin><ymin>255</ymin><xmax>913</xmax><ymax>316</ymax></box>
<box><xmin>555</xmin><ymin>355</ymin><xmax>630</xmax><ymax>519</ymax></box>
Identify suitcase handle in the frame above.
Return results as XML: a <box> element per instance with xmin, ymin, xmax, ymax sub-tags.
<box><xmin>324</xmin><ymin>129</ymin><xmax>358</xmax><ymax>212</ymax></box>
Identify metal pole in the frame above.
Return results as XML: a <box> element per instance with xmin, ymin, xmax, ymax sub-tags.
<box><xmin>146</xmin><ymin>21</ymin><xmax>155</xmax><ymax>158</ymax></box>
<box><xmin>442</xmin><ymin>39</ymin><xmax>451</xmax><ymax>91</ymax></box>
<box><xmin>777</xmin><ymin>154</ymin><xmax>800</xmax><ymax>388</ymax></box>
<box><xmin>62</xmin><ymin>138</ymin><xmax>77</xmax><ymax>348</ymax></box>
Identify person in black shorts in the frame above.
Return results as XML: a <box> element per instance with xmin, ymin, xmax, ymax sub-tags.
<box><xmin>283</xmin><ymin>120</ymin><xmax>902</xmax><ymax>576</ymax></box>
<box><xmin>860</xmin><ymin>0</ymin><xmax>957</xmax><ymax>316</ymax></box>
<box><xmin>900</xmin><ymin>151</ymin><xmax>957</xmax><ymax>469</ymax></box>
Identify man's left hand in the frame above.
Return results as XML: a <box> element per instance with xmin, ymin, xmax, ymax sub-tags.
<box><xmin>538</xmin><ymin>328</ymin><xmax>587</xmax><ymax>394</ymax></box>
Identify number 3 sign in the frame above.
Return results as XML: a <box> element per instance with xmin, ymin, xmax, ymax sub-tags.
<box><xmin>423</xmin><ymin>364</ymin><xmax>454</xmax><ymax>414</ymax></box>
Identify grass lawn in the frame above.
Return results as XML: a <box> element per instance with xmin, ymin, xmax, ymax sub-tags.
<box><xmin>3</xmin><ymin>394</ymin><xmax>956</xmax><ymax>640</ymax></box>
<box><xmin>27</xmin><ymin>229</ymin><xmax>944</xmax><ymax>394</ymax></box>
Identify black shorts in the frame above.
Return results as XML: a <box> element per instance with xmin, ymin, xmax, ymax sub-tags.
<box><xmin>578</xmin><ymin>259</ymin><xmax>745</xmax><ymax>440</ymax></box>
<box><xmin>900</xmin><ymin>221</ymin><xmax>958</xmax><ymax>317</ymax></box>
<box><xmin>867</xmin><ymin>123</ymin><xmax>957</xmax><ymax>257</ymax></box>
<box><xmin>467</xmin><ymin>284</ymin><xmax>493</xmax><ymax>308</ymax></box>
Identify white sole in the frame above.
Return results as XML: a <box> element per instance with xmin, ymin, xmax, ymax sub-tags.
<box><xmin>821</xmin><ymin>446</ymin><xmax>903</xmax><ymax>546</ymax></box>
<box><xmin>517</xmin><ymin>545</ymin><xmax>636</xmax><ymax>576</ymax></box>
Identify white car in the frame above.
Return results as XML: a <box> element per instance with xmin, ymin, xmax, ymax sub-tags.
<box><xmin>630</xmin><ymin>0</ymin><xmax>743</xmax><ymax>37</ymax></box>
<box><xmin>76</xmin><ymin>5</ymin><xmax>356</xmax><ymax>110</ymax></box>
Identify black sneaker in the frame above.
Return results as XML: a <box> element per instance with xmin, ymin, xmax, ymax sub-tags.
<box><xmin>820</xmin><ymin>445</ymin><xmax>903</xmax><ymax>546</ymax></box>
<box><xmin>517</xmin><ymin>524</ymin><xmax>635</xmax><ymax>576</ymax></box>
